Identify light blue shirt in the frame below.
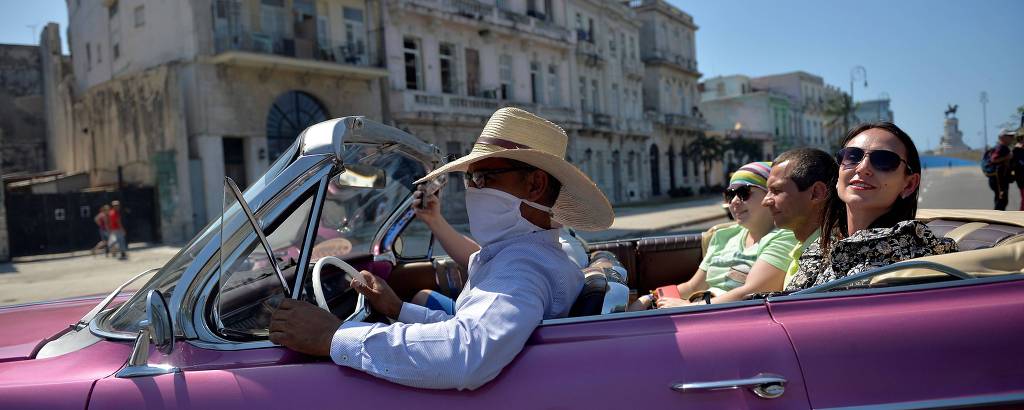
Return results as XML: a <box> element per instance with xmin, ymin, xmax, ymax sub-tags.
<box><xmin>329</xmin><ymin>229</ymin><xmax>583</xmax><ymax>390</ymax></box>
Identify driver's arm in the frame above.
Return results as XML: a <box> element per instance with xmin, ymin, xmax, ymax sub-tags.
<box><xmin>413</xmin><ymin>190</ymin><xmax>479</xmax><ymax>271</ymax></box>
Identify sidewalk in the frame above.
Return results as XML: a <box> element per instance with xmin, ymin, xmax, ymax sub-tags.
<box><xmin>578</xmin><ymin>196</ymin><xmax>727</xmax><ymax>242</ymax></box>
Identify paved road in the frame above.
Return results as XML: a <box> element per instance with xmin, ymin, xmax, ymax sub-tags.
<box><xmin>0</xmin><ymin>166</ymin><xmax>1004</xmax><ymax>307</ymax></box>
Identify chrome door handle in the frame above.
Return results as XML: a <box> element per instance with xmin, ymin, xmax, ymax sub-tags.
<box><xmin>671</xmin><ymin>373</ymin><xmax>787</xmax><ymax>399</ymax></box>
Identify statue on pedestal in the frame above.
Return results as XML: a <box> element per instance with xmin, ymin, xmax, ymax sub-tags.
<box><xmin>938</xmin><ymin>104</ymin><xmax>970</xmax><ymax>154</ymax></box>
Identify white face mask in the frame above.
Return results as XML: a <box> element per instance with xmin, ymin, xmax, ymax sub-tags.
<box><xmin>465</xmin><ymin>187</ymin><xmax>553</xmax><ymax>247</ymax></box>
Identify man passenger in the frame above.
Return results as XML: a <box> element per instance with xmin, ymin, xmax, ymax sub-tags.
<box><xmin>760</xmin><ymin>148</ymin><xmax>838</xmax><ymax>289</ymax></box>
<box><xmin>269</xmin><ymin>108</ymin><xmax>613</xmax><ymax>390</ymax></box>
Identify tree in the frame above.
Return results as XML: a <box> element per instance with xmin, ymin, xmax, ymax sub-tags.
<box><xmin>688</xmin><ymin>134</ymin><xmax>724</xmax><ymax>190</ymax></box>
<box><xmin>823</xmin><ymin>93</ymin><xmax>856</xmax><ymax>150</ymax></box>
<box><xmin>726</xmin><ymin>135</ymin><xmax>763</xmax><ymax>165</ymax></box>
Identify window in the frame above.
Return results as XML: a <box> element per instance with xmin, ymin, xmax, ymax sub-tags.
<box><xmin>113</xmin><ymin>43</ymin><xmax>120</xmax><ymax>60</ymax></box>
<box><xmin>108</xmin><ymin>1</ymin><xmax>118</xmax><ymax>18</ymax></box>
<box><xmin>97</xmin><ymin>44</ymin><xmax>102</xmax><ymax>63</ymax></box>
<box><xmin>609</xmin><ymin>29</ymin><xmax>617</xmax><ymax>54</ymax></box>
<box><xmin>591</xmin><ymin>79</ymin><xmax>599</xmax><ymax>113</ymax></box>
<box><xmin>85</xmin><ymin>43</ymin><xmax>91</xmax><ymax>71</ymax></box>
<box><xmin>260</xmin><ymin>0</ymin><xmax>287</xmax><ymax>38</ymax></box>
<box><xmin>440</xmin><ymin>43</ymin><xmax>456</xmax><ymax>94</ymax></box>
<box><xmin>403</xmin><ymin>37</ymin><xmax>422</xmax><ymax>91</ymax></box>
<box><xmin>611</xmin><ymin>83</ymin><xmax>619</xmax><ymax>117</ymax></box>
<box><xmin>620</xmin><ymin>32</ymin><xmax>626</xmax><ymax>60</ymax></box>
<box><xmin>547</xmin><ymin>64</ymin><xmax>560</xmax><ymax>107</ymax></box>
<box><xmin>343</xmin><ymin>7</ymin><xmax>366</xmax><ymax>64</ymax></box>
<box><xmin>134</xmin><ymin>5</ymin><xmax>144</xmax><ymax>27</ymax></box>
<box><xmin>630</xmin><ymin>35</ymin><xmax>636</xmax><ymax>60</ymax></box>
<box><xmin>587</xmin><ymin>18</ymin><xmax>594</xmax><ymax>43</ymax></box>
<box><xmin>499</xmin><ymin>54</ymin><xmax>513</xmax><ymax>100</ymax></box>
<box><xmin>530</xmin><ymin>61</ymin><xmax>543</xmax><ymax>104</ymax></box>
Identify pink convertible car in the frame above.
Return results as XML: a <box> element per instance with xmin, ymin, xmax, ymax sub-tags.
<box><xmin>1</xmin><ymin>117</ymin><xmax>1022</xmax><ymax>409</ymax></box>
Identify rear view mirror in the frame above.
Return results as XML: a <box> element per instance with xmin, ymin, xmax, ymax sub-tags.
<box><xmin>336</xmin><ymin>164</ymin><xmax>386</xmax><ymax>189</ymax></box>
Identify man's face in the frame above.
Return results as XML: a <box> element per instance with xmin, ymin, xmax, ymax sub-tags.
<box><xmin>1000</xmin><ymin>134</ymin><xmax>1014</xmax><ymax>146</ymax></box>
<box><xmin>761</xmin><ymin>161</ymin><xmax>814</xmax><ymax>231</ymax></box>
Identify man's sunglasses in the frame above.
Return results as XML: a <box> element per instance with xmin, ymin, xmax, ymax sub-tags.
<box><xmin>723</xmin><ymin>185</ymin><xmax>764</xmax><ymax>202</ymax></box>
<box><xmin>836</xmin><ymin>147</ymin><xmax>913</xmax><ymax>174</ymax></box>
<box><xmin>462</xmin><ymin>166</ymin><xmax>536</xmax><ymax>188</ymax></box>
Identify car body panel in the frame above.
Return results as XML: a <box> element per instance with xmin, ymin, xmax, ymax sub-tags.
<box><xmin>769</xmin><ymin>278</ymin><xmax>1024</xmax><ymax>408</ymax></box>
<box><xmin>0</xmin><ymin>296</ymin><xmax>101</xmax><ymax>361</ymax></box>
<box><xmin>87</xmin><ymin>304</ymin><xmax>810</xmax><ymax>409</ymax></box>
<box><xmin>0</xmin><ymin>339</ymin><xmax>131</xmax><ymax>409</ymax></box>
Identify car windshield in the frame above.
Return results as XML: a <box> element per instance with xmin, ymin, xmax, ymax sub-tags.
<box><xmin>99</xmin><ymin>140</ymin><xmax>301</xmax><ymax>335</ymax></box>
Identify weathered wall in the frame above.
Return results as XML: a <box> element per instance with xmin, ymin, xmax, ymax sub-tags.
<box><xmin>0</xmin><ymin>44</ymin><xmax>48</xmax><ymax>174</ymax></box>
<box><xmin>61</xmin><ymin>64</ymin><xmax>194</xmax><ymax>242</ymax></box>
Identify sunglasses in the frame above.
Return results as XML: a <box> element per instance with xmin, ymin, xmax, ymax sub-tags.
<box><xmin>462</xmin><ymin>166</ymin><xmax>536</xmax><ymax>188</ymax></box>
<box><xmin>723</xmin><ymin>185</ymin><xmax>764</xmax><ymax>202</ymax></box>
<box><xmin>836</xmin><ymin>147</ymin><xmax>913</xmax><ymax>174</ymax></box>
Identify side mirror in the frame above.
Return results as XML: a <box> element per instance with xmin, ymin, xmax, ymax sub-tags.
<box><xmin>115</xmin><ymin>290</ymin><xmax>179</xmax><ymax>378</ymax></box>
<box><xmin>335</xmin><ymin>163</ymin><xmax>386</xmax><ymax>189</ymax></box>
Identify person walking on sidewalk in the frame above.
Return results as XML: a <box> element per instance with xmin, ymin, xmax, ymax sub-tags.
<box><xmin>1011</xmin><ymin>131</ymin><xmax>1024</xmax><ymax>210</ymax></box>
<box><xmin>92</xmin><ymin>204</ymin><xmax>111</xmax><ymax>256</ymax></box>
<box><xmin>108</xmin><ymin>200</ymin><xmax>128</xmax><ymax>260</ymax></box>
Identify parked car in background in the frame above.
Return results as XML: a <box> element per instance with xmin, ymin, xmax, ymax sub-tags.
<box><xmin>1</xmin><ymin>117</ymin><xmax>1022</xmax><ymax>409</ymax></box>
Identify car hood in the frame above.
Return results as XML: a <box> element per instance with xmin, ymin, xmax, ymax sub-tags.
<box><xmin>0</xmin><ymin>296</ymin><xmax>101</xmax><ymax>362</ymax></box>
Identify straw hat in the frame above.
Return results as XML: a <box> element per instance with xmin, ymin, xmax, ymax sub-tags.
<box><xmin>415</xmin><ymin>107</ymin><xmax>613</xmax><ymax>231</ymax></box>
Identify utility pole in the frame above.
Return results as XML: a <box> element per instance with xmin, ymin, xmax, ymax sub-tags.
<box><xmin>980</xmin><ymin>91</ymin><xmax>989</xmax><ymax>150</ymax></box>
<box><xmin>26</xmin><ymin>24</ymin><xmax>38</xmax><ymax>43</ymax></box>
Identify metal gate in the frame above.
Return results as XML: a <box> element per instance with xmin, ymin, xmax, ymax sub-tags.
<box><xmin>5</xmin><ymin>187</ymin><xmax>159</xmax><ymax>257</ymax></box>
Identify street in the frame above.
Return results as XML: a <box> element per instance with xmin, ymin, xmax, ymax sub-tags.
<box><xmin>0</xmin><ymin>165</ymin><xmax>1011</xmax><ymax>307</ymax></box>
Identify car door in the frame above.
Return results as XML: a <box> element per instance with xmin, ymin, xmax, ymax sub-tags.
<box><xmin>90</xmin><ymin>301</ymin><xmax>808</xmax><ymax>408</ymax></box>
<box><xmin>769</xmin><ymin>276</ymin><xmax>1024</xmax><ymax>409</ymax></box>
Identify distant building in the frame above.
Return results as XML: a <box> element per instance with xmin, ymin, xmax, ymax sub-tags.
<box><xmin>700</xmin><ymin>75</ymin><xmax>792</xmax><ymax>157</ymax></box>
<box><xmin>854</xmin><ymin>98</ymin><xmax>894</xmax><ymax>124</ymax></box>
<box><xmin>47</xmin><ymin>0</ymin><xmax>387</xmax><ymax>241</ymax></box>
<box><xmin>0</xmin><ymin>44</ymin><xmax>49</xmax><ymax>175</ymax></box>
<box><xmin>749</xmin><ymin>71</ymin><xmax>845</xmax><ymax>150</ymax></box>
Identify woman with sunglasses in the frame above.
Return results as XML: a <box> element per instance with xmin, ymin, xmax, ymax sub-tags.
<box><xmin>785</xmin><ymin>122</ymin><xmax>957</xmax><ymax>291</ymax></box>
<box><xmin>630</xmin><ymin>162</ymin><xmax>797</xmax><ymax>310</ymax></box>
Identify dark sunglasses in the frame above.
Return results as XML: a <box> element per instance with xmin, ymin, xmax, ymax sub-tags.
<box><xmin>462</xmin><ymin>166</ymin><xmax>536</xmax><ymax>188</ymax></box>
<box><xmin>836</xmin><ymin>147</ymin><xmax>913</xmax><ymax>174</ymax></box>
<box><xmin>723</xmin><ymin>185</ymin><xmax>763</xmax><ymax>202</ymax></box>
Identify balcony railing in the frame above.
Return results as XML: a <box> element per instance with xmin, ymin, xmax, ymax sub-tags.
<box><xmin>401</xmin><ymin>91</ymin><xmax>574</xmax><ymax>123</ymax></box>
<box><xmin>643</xmin><ymin>49</ymin><xmax>698</xmax><ymax>73</ymax></box>
<box><xmin>663</xmin><ymin>114</ymin><xmax>708</xmax><ymax>130</ymax></box>
<box><xmin>401</xmin><ymin>0</ymin><xmax>570</xmax><ymax>42</ymax></box>
<box><xmin>593</xmin><ymin>113</ymin><xmax>613</xmax><ymax>127</ymax></box>
<box><xmin>214</xmin><ymin>30</ymin><xmax>375</xmax><ymax>67</ymax></box>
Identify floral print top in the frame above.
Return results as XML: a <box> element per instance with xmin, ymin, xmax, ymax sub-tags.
<box><xmin>785</xmin><ymin>220</ymin><xmax>958</xmax><ymax>291</ymax></box>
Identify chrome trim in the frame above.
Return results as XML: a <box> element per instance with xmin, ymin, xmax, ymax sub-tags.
<box><xmin>770</xmin><ymin>273</ymin><xmax>1023</xmax><ymax>304</ymax></box>
<box><xmin>540</xmin><ymin>299</ymin><xmax>766</xmax><ymax>326</ymax></box>
<box><xmin>300</xmin><ymin>117</ymin><xmax>440</xmax><ymax>169</ymax></box>
<box><xmin>790</xmin><ymin>261</ymin><xmax>972</xmax><ymax>296</ymax></box>
<box><xmin>89</xmin><ymin>309</ymin><xmax>135</xmax><ymax>340</ymax></box>
<box><xmin>291</xmin><ymin>174</ymin><xmax>331</xmax><ymax>300</ymax></box>
<box><xmin>819</xmin><ymin>392</ymin><xmax>1024</xmax><ymax>410</ymax></box>
<box><xmin>192</xmin><ymin>162</ymin><xmax>333</xmax><ymax>346</ymax></box>
<box><xmin>672</xmin><ymin>373</ymin><xmax>786</xmax><ymax>399</ymax></box>
<box><xmin>74</xmin><ymin>268</ymin><xmax>159</xmax><ymax>331</ymax></box>
<box><xmin>187</xmin><ymin>339</ymin><xmax>277</xmax><ymax>351</ymax></box>
<box><xmin>35</xmin><ymin>326</ymin><xmax>103</xmax><ymax>359</ymax></box>
<box><xmin>226</xmin><ymin>176</ymin><xmax>291</xmax><ymax>296</ymax></box>
<box><xmin>170</xmin><ymin>153</ymin><xmax>329</xmax><ymax>339</ymax></box>
<box><xmin>374</xmin><ymin>251</ymin><xmax>397</xmax><ymax>265</ymax></box>
<box><xmin>115</xmin><ymin>327</ymin><xmax>179</xmax><ymax>378</ymax></box>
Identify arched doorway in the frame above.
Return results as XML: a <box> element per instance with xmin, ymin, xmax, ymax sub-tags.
<box><xmin>266</xmin><ymin>91</ymin><xmax>328</xmax><ymax>162</ymax></box>
<box><xmin>649</xmin><ymin>144</ymin><xmax>661</xmax><ymax>196</ymax></box>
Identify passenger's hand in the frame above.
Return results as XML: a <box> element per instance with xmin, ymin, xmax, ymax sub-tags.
<box><xmin>412</xmin><ymin>189</ymin><xmax>443</xmax><ymax>227</ymax></box>
<box><xmin>269</xmin><ymin>298</ymin><xmax>341</xmax><ymax>357</ymax></box>
<box><xmin>351</xmin><ymin>270</ymin><xmax>403</xmax><ymax>319</ymax></box>
<box><xmin>655</xmin><ymin>297</ymin><xmax>691</xmax><ymax>309</ymax></box>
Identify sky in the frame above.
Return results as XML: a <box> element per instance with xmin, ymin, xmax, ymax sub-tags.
<box><xmin>1</xmin><ymin>0</ymin><xmax>1022</xmax><ymax>152</ymax></box>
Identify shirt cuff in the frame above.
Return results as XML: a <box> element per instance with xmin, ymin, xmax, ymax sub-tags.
<box><xmin>397</xmin><ymin>302</ymin><xmax>432</xmax><ymax>324</ymax></box>
<box><xmin>329</xmin><ymin>321</ymin><xmax>375</xmax><ymax>367</ymax></box>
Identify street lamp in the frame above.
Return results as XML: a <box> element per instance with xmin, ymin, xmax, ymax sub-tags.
<box><xmin>845</xmin><ymin>66</ymin><xmax>868</xmax><ymax>135</ymax></box>
<box><xmin>980</xmin><ymin>91</ymin><xmax>989</xmax><ymax>150</ymax></box>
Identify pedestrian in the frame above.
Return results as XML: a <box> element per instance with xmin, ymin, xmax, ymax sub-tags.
<box><xmin>92</xmin><ymin>204</ymin><xmax>110</xmax><ymax>256</ymax></box>
<box><xmin>1013</xmin><ymin>131</ymin><xmax>1024</xmax><ymax>210</ymax></box>
<box><xmin>108</xmin><ymin>200</ymin><xmax>128</xmax><ymax>260</ymax></box>
<box><xmin>988</xmin><ymin>131</ymin><xmax>1014</xmax><ymax>210</ymax></box>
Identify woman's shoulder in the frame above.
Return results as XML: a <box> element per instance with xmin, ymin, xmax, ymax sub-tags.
<box><xmin>842</xmin><ymin>220</ymin><xmax>927</xmax><ymax>243</ymax></box>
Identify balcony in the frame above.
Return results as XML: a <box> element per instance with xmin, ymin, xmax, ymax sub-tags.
<box><xmin>399</xmin><ymin>0</ymin><xmax>570</xmax><ymax>43</ymax></box>
<box><xmin>593</xmin><ymin>113</ymin><xmax>613</xmax><ymax>128</ymax></box>
<box><xmin>398</xmin><ymin>91</ymin><xmax>573</xmax><ymax>123</ymax></box>
<box><xmin>622</xmin><ymin>58</ymin><xmax>644</xmax><ymax>79</ymax></box>
<box><xmin>625</xmin><ymin>118</ymin><xmax>653</xmax><ymax>135</ymax></box>
<box><xmin>211</xmin><ymin>30</ymin><xmax>386</xmax><ymax>79</ymax></box>
<box><xmin>577</xmin><ymin>41</ymin><xmax>605</xmax><ymax>67</ymax></box>
<box><xmin>642</xmin><ymin>49</ymin><xmax>700</xmax><ymax>75</ymax></box>
<box><xmin>662</xmin><ymin>114</ymin><xmax>709</xmax><ymax>130</ymax></box>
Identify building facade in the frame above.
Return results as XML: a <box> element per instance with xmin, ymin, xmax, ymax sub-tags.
<box><xmin>53</xmin><ymin>0</ymin><xmax>387</xmax><ymax>241</ymax></box>
<box><xmin>854</xmin><ymin>98</ymin><xmax>894</xmax><ymax>124</ymax></box>
<box><xmin>700</xmin><ymin>74</ymin><xmax>791</xmax><ymax>156</ymax></box>
<box><xmin>629</xmin><ymin>0</ymin><xmax>710</xmax><ymax>195</ymax></box>
<box><xmin>750</xmin><ymin>71</ymin><xmax>845</xmax><ymax>151</ymax></box>
<box><xmin>0</xmin><ymin>44</ymin><xmax>49</xmax><ymax>176</ymax></box>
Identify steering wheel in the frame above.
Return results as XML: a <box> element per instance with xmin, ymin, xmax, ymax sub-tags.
<box><xmin>311</xmin><ymin>256</ymin><xmax>371</xmax><ymax>322</ymax></box>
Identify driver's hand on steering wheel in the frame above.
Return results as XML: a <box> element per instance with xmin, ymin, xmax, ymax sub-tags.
<box><xmin>351</xmin><ymin>270</ymin><xmax>403</xmax><ymax>320</ymax></box>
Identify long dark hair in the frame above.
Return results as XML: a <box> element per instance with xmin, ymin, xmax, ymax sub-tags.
<box><xmin>819</xmin><ymin>122</ymin><xmax>922</xmax><ymax>255</ymax></box>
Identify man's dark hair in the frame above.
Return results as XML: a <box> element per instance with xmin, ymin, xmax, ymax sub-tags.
<box><xmin>820</xmin><ymin>121</ymin><xmax>922</xmax><ymax>255</ymax></box>
<box><xmin>773</xmin><ymin>148</ymin><xmax>839</xmax><ymax>192</ymax></box>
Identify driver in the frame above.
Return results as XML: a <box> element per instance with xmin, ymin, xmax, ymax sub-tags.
<box><xmin>269</xmin><ymin>107</ymin><xmax>614</xmax><ymax>390</ymax></box>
